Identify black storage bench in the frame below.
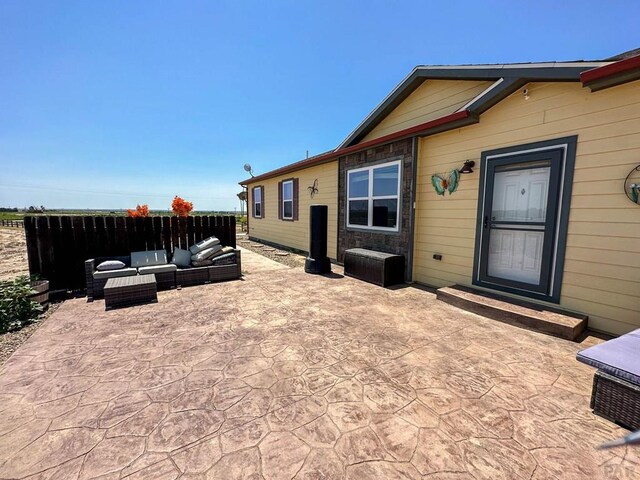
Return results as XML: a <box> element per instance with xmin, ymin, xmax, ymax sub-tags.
<box><xmin>343</xmin><ymin>248</ymin><xmax>404</xmax><ymax>287</ymax></box>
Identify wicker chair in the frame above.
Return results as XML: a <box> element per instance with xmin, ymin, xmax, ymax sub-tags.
<box><xmin>577</xmin><ymin>330</ymin><xmax>640</xmax><ymax>430</ymax></box>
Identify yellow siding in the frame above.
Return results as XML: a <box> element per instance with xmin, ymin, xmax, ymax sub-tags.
<box><xmin>414</xmin><ymin>80</ymin><xmax>640</xmax><ymax>335</ymax></box>
<box><xmin>361</xmin><ymin>80</ymin><xmax>493</xmax><ymax>142</ymax></box>
<box><xmin>247</xmin><ymin>161</ymin><xmax>338</xmax><ymax>259</ymax></box>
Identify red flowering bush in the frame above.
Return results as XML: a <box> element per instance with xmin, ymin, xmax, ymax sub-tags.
<box><xmin>126</xmin><ymin>204</ymin><xmax>149</xmax><ymax>217</ymax></box>
<box><xmin>172</xmin><ymin>196</ymin><xmax>193</xmax><ymax>217</ymax></box>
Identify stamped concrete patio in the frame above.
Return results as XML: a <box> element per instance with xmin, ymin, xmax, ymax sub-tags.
<box><xmin>0</xmin><ymin>249</ymin><xmax>638</xmax><ymax>479</ymax></box>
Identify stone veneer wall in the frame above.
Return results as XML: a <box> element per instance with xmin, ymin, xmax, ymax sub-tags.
<box><xmin>337</xmin><ymin>138</ymin><xmax>414</xmax><ymax>279</ymax></box>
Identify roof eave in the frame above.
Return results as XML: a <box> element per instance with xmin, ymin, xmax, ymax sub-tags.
<box><xmin>581</xmin><ymin>55</ymin><xmax>640</xmax><ymax>92</ymax></box>
<box><xmin>339</xmin><ymin>63</ymin><xmax>611</xmax><ymax>148</ymax></box>
<box><xmin>240</xmin><ymin>110</ymin><xmax>477</xmax><ymax>185</ymax></box>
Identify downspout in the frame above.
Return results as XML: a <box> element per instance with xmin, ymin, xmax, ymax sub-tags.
<box><xmin>406</xmin><ymin>136</ymin><xmax>418</xmax><ymax>282</ymax></box>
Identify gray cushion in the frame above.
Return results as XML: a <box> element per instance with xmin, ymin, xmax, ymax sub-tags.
<box><xmin>96</xmin><ymin>260</ymin><xmax>126</xmax><ymax>271</ymax></box>
<box><xmin>171</xmin><ymin>248</ymin><xmax>191</xmax><ymax>268</ymax></box>
<box><xmin>210</xmin><ymin>252</ymin><xmax>237</xmax><ymax>266</ymax></box>
<box><xmin>93</xmin><ymin>268</ymin><xmax>138</xmax><ymax>280</ymax></box>
<box><xmin>191</xmin><ymin>245</ymin><xmax>222</xmax><ymax>262</ymax></box>
<box><xmin>131</xmin><ymin>250</ymin><xmax>168</xmax><ymax>268</ymax></box>
<box><xmin>189</xmin><ymin>237</ymin><xmax>220</xmax><ymax>255</ymax></box>
<box><xmin>138</xmin><ymin>264</ymin><xmax>177</xmax><ymax>275</ymax></box>
<box><xmin>576</xmin><ymin>329</ymin><xmax>640</xmax><ymax>385</ymax></box>
<box><xmin>191</xmin><ymin>258</ymin><xmax>214</xmax><ymax>267</ymax></box>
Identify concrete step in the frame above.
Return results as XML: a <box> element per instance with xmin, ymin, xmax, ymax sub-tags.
<box><xmin>436</xmin><ymin>285</ymin><xmax>588</xmax><ymax>341</ymax></box>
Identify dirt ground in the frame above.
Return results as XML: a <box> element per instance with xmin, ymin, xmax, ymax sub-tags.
<box><xmin>0</xmin><ymin>227</ymin><xmax>29</xmax><ymax>281</ymax></box>
<box><xmin>237</xmin><ymin>232</ymin><xmax>306</xmax><ymax>268</ymax></box>
<box><xmin>0</xmin><ymin>227</ymin><xmax>44</xmax><ymax>365</ymax></box>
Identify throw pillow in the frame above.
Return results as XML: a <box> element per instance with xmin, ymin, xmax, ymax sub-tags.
<box><xmin>96</xmin><ymin>260</ymin><xmax>126</xmax><ymax>271</ymax></box>
<box><xmin>171</xmin><ymin>248</ymin><xmax>192</xmax><ymax>268</ymax></box>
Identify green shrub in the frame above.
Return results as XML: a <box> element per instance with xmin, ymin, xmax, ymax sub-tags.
<box><xmin>0</xmin><ymin>276</ymin><xmax>42</xmax><ymax>333</ymax></box>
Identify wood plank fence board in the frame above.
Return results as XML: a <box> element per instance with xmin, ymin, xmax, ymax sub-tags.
<box><xmin>187</xmin><ymin>216</ymin><xmax>195</xmax><ymax>248</ymax></box>
<box><xmin>72</xmin><ymin>216</ymin><xmax>87</xmax><ymax>289</ymax></box>
<box><xmin>60</xmin><ymin>216</ymin><xmax>75</xmax><ymax>289</ymax></box>
<box><xmin>24</xmin><ymin>217</ymin><xmax>40</xmax><ymax>276</ymax></box>
<box><xmin>36</xmin><ymin>217</ymin><xmax>54</xmax><ymax>286</ymax></box>
<box><xmin>153</xmin><ymin>217</ymin><xmax>162</xmax><ymax>251</ymax></box>
<box><xmin>162</xmin><ymin>217</ymin><xmax>172</xmax><ymax>257</ymax></box>
<box><xmin>194</xmin><ymin>216</ymin><xmax>202</xmax><ymax>243</ymax></box>
<box><xmin>114</xmin><ymin>217</ymin><xmax>127</xmax><ymax>254</ymax></box>
<box><xmin>178</xmin><ymin>217</ymin><xmax>187</xmax><ymax>250</ymax></box>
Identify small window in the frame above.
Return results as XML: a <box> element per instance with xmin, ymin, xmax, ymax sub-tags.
<box><xmin>282</xmin><ymin>180</ymin><xmax>293</xmax><ymax>220</ymax></box>
<box><xmin>254</xmin><ymin>187</ymin><xmax>262</xmax><ymax>218</ymax></box>
<box><xmin>347</xmin><ymin>160</ymin><xmax>401</xmax><ymax>231</ymax></box>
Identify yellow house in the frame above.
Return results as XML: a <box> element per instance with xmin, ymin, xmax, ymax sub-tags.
<box><xmin>240</xmin><ymin>50</ymin><xmax>640</xmax><ymax>335</ymax></box>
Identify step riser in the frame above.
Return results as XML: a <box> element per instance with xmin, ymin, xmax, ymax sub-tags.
<box><xmin>437</xmin><ymin>289</ymin><xmax>586</xmax><ymax>341</ymax></box>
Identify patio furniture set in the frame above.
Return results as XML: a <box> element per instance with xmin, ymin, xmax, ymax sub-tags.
<box><xmin>84</xmin><ymin>236</ymin><xmax>241</xmax><ymax>309</ymax></box>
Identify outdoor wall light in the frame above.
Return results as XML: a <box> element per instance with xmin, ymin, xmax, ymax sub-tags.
<box><xmin>523</xmin><ymin>88</ymin><xmax>530</xmax><ymax>100</ymax></box>
<box><xmin>459</xmin><ymin>160</ymin><xmax>475</xmax><ymax>174</ymax></box>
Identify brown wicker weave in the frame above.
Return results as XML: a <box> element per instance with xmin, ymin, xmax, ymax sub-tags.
<box><xmin>176</xmin><ymin>267</ymin><xmax>210</xmax><ymax>287</ymax></box>
<box><xmin>104</xmin><ymin>274</ymin><xmax>157</xmax><ymax>310</ymax></box>
<box><xmin>591</xmin><ymin>370</ymin><xmax>640</xmax><ymax>430</ymax></box>
<box><xmin>154</xmin><ymin>271</ymin><xmax>176</xmax><ymax>290</ymax></box>
<box><xmin>208</xmin><ymin>263</ymin><xmax>241</xmax><ymax>282</ymax></box>
<box><xmin>177</xmin><ymin>250</ymin><xmax>241</xmax><ymax>287</ymax></box>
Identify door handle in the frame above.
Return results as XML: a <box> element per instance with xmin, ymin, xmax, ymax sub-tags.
<box><xmin>483</xmin><ymin>216</ymin><xmax>488</xmax><ymax>229</ymax></box>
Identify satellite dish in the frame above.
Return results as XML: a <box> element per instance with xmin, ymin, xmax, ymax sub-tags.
<box><xmin>244</xmin><ymin>163</ymin><xmax>254</xmax><ymax>177</ymax></box>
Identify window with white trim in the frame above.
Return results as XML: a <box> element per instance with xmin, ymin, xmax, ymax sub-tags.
<box><xmin>347</xmin><ymin>160</ymin><xmax>401</xmax><ymax>231</ymax></box>
<box><xmin>253</xmin><ymin>187</ymin><xmax>262</xmax><ymax>218</ymax></box>
<box><xmin>282</xmin><ymin>180</ymin><xmax>293</xmax><ymax>220</ymax></box>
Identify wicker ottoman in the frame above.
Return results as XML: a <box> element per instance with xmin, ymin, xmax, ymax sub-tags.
<box><xmin>104</xmin><ymin>274</ymin><xmax>157</xmax><ymax>310</ymax></box>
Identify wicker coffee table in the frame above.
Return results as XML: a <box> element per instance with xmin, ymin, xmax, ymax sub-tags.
<box><xmin>104</xmin><ymin>274</ymin><xmax>157</xmax><ymax>310</ymax></box>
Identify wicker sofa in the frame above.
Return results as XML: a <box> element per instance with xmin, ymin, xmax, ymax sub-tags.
<box><xmin>85</xmin><ymin>249</ymin><xmax>241</xmax><ymax>300</ymax></box>
<box><xmin>576</xmin><ymin>329</ymin><xmax>640</xmax><ymax>430</ymax></box>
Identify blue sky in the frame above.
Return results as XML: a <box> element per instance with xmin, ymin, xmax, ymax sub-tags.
<box><xmin>1</xmin><ymin>1</ymin><xmax>638</xmax><ymax>211</ymax></box>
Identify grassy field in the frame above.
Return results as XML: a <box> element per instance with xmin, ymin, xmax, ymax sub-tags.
<box><xmin>0</xmin><ymin>212</ymin><xmax>24</xmax><ymax>221</ymax></box>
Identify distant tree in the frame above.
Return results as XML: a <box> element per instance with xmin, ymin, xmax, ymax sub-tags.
<box><xmin>171</xmin><ymin>196</ymin><xmax>193</xmax><ymax>217</ymax></box>
<box><xmin>127</xmin><ymin>204</ymin><xmax>150</xmax><ymax>217</ymax></box>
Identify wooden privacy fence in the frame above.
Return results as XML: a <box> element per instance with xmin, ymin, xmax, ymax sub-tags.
<box><xmin>24</xmin><ymin>215</ymin><xmax>236</xmax><ymax>291</ymax></box>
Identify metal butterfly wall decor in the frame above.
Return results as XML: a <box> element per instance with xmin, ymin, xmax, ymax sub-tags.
<box><xmin>308</xmin><ymin>179</ymin><xmax>319</xmax><ymax>198</ymax></box>
<box><xmin>431</xmin><ymin>169</ymin><xmax>460</xmax><ymax>196</ymax></box>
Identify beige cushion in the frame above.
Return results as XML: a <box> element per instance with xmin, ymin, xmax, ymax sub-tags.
<box><xmin>189</xmin><ymin>237</ymin><xmax>220</xmax><ymax>255</ymax></box>
<box><xmin>210</xmin><ymin>246</ymin><xmax>234</xmax><ymax>259</ymax></box>
<box><xmin>191</xmin><ymin>245</ymin><xmax>222</xmax><ymax>262</ymax></box>
<box><xmin>131</xmin><ymin>250</ymin><xmax>168</xmax><ymax>268</ymax></box>
<box><xmin>93</xmin><ymin>268</ymin><xmax>138</xmax><ymax>280</ymax></box>
<box><xmin>138</xmin><ymin>264</ymin><xmax>177</xmax><ymax>275</ymax></box>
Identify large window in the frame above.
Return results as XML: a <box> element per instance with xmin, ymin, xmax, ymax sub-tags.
<box><xmin>253</xmin><ymin>186</ymin><xmax>262</xmax><ymax>218</ymax></box>
<box><xmin>282</xmin><ymin>180</ymin><xmax>293</xmax><ymax>220</ymax></box>
<box><xmin>347</xmin><ymin>160</ymin><xmax>401</xmax><ymax>231</ymax></box>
